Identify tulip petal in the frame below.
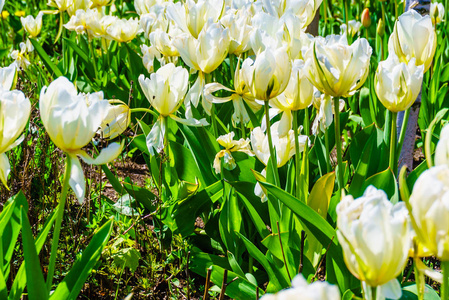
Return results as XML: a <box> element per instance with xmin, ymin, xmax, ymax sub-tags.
<box><xmin>146</xmin><ymin>117</ymin><xmax>165</xmax><ymax>156</ymax></box>
<box><xmin>378</xmin><ymin>279</ymin><xmax>401</xmax><ymax>300</ymax></box>
<box><xmin>0</xmin><ymin>153</ymin><xmax>10</xmax><ymax>189</ymax></box>
<box><xmin>204</xmin><ymin>82</ymin><xmax>234</xmax><ymax>104</ymax></box>
<box><xmin>4</xmin><ymin>134</ymin><xmax>25</xmax><ymax>153</ymax></box>
<box><xmin>76</xmin><ymin>141</ymin><xmax>124</xmax><ymax>165</ymax></box>
<box><xmin>170</xmin><ymin>115</ymin><xmax>209</xmax><ymax>127</ymax></box>
<box><xmin>69</xmin><ymin>155</ymin><xmax>85</xmax><ymax>204</ymax></box>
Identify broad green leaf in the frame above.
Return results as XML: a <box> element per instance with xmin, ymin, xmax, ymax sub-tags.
<box><xmin>257</xmin><ymin>181</ymin><xmax>348</xmax><ymax>280</ymax></box>
<box><xmin>0</xmin><ymin>192</ymin><xmax>27</xmax><ymax>276</ymax></box>
<box><xmin>209</xmin><ymin>265</ymin><xmax>262</xmax><ymax>299</ymax></box>
<box><xmin>306</xmin><ymin>172</ymin><xmax>335</xmax><ymax>266</ymax></box>
<box><xmin>361</xmin><ymin>168</ymin><xmax>399</xmax><ymax>203</ymax></box>
<box><xmin>20</xmin><ymin>207</ymin><xmax>48</xmax><ymax>300</ymax></box>
<box><xmin>172</xmin><ymin>181</ymin><xmax>222</xmax><ymax>237</ymax></box>
<box><xmin>400</xmin><ymin>283</ymin><xmax>440</xmax><ymax>300</ymax></box>
<box><xmin>235</xmin><ymin>231</ymin><xmax>289</xmax><ymax>291</ymax></box>
<box><xmin>29</xmin><ymin>39</ymin><xmax>63</xmax><ymax>78</ymax></box>
<box><xmin>9</xmin><ymin>210</ymin><xmax>57</xmax><ymax>300</ymax></box>
<box><xmin>123</xmin><ymin>182</ymin><xmax>156</xmax><ymax>212</ymax></box>
<box><xmin>50</xmin><ymin>219</ymin><xmax>113</xmax><ymax>300</ymax></box>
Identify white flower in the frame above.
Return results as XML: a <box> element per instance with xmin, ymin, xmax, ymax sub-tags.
<box><xmin>0</xmin><ymin>90</ymin><xmax>31</xmax><ymax>187</ymax></box>
<box><xmin>337</xmin><ymin>186</ymin><xmax>410</xmax><ymax>299</ymax></box>
<box><xmin>39</xmin><ymin>77</ymin><xmax>124</xmax><ymax>203</ymax></box>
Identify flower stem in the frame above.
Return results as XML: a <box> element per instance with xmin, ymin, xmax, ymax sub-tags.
<box><xmin>46</xmin><ymin>155</ymin><xmax>72</xmax><ymax>292</ymax></box>
<box><xmin>333</xmin><ymin>97</ymin><xmax>344</xmax><ymax>194</ymax></box>
<box><xmin>371</xmin><ymin>286</ymin><xmax>377</xmax><ymax>300</ymax></box>
<box><xmin>397</xmin><ymin>108</ymin><xmax>410</xmax><ymax>161</ymax></box>
<box><xmin>389</xmin><ymin>112</ymin><xmax>398</xmax><ymax>175</ymax></box>
<box><xmin>443</xmin><ymin>261</ymin><xmax>449</xmax><ymax>300</ymax></box>
<box><xmin>302</xmin><ymin>108</ymin><xmax>310</xmax><ymax>201</ymax></box>
<box><xmin>264</xmin><ymin>100</ymin><xmax>280</xmax><ymax>186</ymax></box>
<box><xmin>324</xmin><ymin>129</ymin><xmax>331</xmax><ymax>174</ymax></box>
<box><xmin>293</xmin><ymin>110</ymin><xmax>301</xmax><ymax>200</ymax></box>
<box><xmin>413</xmin><ymin>257</ymin><xmax>425</xmax><ymax>300</ymax></box>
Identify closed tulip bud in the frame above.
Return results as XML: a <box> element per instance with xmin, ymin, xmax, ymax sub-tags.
<box><xmin>242</xmin><ymin>46</ymin><xmax>291</xmax><ymax>101</ymax></box>
<box><xmin>337</xmin><ymin>186</ymin><xmax>410</xmax><ymax>299</ymax></box>
<box><xmin>409</xmin><ymin>165</ymin><xmax>449</xmax><ymax>260</ymax></box>
<box><xmin>21</xmin><ymin>12</ymin><xmax>43</xmax><ymax>38</ymax></box>
<box><xmin>388</xmin><ymin>10</ymin><xmax>437</xmax><ymax>72</ymax></box>
<box><xmin>374</xmin><ymin>55</ymin><xmax>423</xmax><ymax>112</ymax></box>
<box><xmin>361</xmin><ymin>8</ymin><xmax>371</xmax><ymax>28</ymax></box>
<box><xmin>0</xmin><ymin>90</ymin><xmax>31</xmax><ymax>188</ymax></box>
<box><xmin>377</xmin><ymin>18</ymin><xmax>385</xmax><ymax>37</ymax></box>
<box><xmin>39</xmin><ymin>77</ymin><xmax>124</xmax><ymax>203</ymax></box>
<box><xmin>304</xmin><ymin>34</ymin><xmax>372</xmax><ymax>98</ymax></box>
<box><xmin>430</xmin><ymin>2</ymin><xmax>445</xmax><ymax>25</ymax></box>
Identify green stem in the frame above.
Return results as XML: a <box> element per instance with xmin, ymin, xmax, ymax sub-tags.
<box><xmin>46</xmin><ymin>155</ymin><xmax>72</xmax><ymax>292</ymax></box>
<box><xmin>333</xmin><ymin>97</ymin><xmax>344</xmax><ymax>193</ymax></box>
<box><xmin>344</xmin><ymin>0</ymin><xmax>349</xmax><ymax>37</ymax></box>
<box><xmin>397</xmin><ymin>108</ymin><xmax>410</xmax><ymax>160</ymax></box>
<box><xmin>389</xmin><ymin>112</ymin><xmax>397</xmax><ymax>175</ymax></box>
<box><xmin>240</xmin><ymin>116</ymin><xmax>246</xmax><ymax>139</ymax></box>
<box><xmin>293</xmin><ymin>111</ymin><xmax>301</xmax><ymax>200</ymax></box>
<box><xmin>324</xmin><ymin>130</ymin><xmax>331</xmax><ymax>174</ymax></box>
<box><xmin>302</xmin><ymin>108</ymin><xmax>310</xmax><ymax>200</ymax></box>
<box><xmin>443</xmin><ymin>261</ymin><xmax>449</xmax><ymax>300</ymax></box>
<box><xmin>413</xmin><ymin>257</ymin><xmax>424</xmax><ymax>300</ymax></box>
<box><xmin>371</xmin><ymin>286</ymin><xmax>377</xmax><ymax>300</ymax></box>
<box><xmin>264</xmin><ymin>101</ymin><xmax>280</xmax><ymax>186</ymax></box>
<box><xmin>89</xmin><ymin>39</ymin><xmax>99</xmax><ymax>80</ymax></box>
<box><xmin>130</xmin><ymin>107</ymin><xmax>159</xmax><ymax>119</ymax></box>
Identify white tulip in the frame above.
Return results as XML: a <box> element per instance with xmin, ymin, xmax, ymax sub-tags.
<box><xmin>374</xmin><ymin>55</ymin><xmax>424</xmax><ymax>112</ymax></box>
<box><xmin>337</xmin><ymin>186</ymin><xmax>410</xmax><ymax>299</ymax></box>
<box><xmin>409</xmin><ymin>165</ymin><xmax>449</xmax><ymax>260</ymax></box>
<box><xmin>138</xmin><ymin>64</ymin><xmax>208</xmax><ymax>155</ymax></box>
<box><xmin>0</xmin><ymin>90</ymin><xmax>30</xmax><ymax>187</ymax></box>
<box><xmin>388</xmin><ymin>10</ymin><xmax>437</xmax><ymax>72</ymax></box>
<box><xmin>39</xmin><ymin>77</ymin><xmax>123</xmax><ymax>203</ymax></box>
<box><xmin>21</xmin><ymin>12</ymin><xmax>43</xmax><ymax>38</ymax></box>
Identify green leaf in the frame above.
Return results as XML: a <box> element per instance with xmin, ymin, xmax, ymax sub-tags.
<box><xmin>172</xmin><ymin>181</ymin><xmax>222</xmax><ymax>237</ymax></box>
<box><xmin>123</xmin><ymin>182</ymin><xmax>157</xmax><ymax>212</ymax></box>
<box><xmin>101</xmin><ymin>165</ymin><xmax>124</xmax><ymax>194</ymax></box>
<box><xmin>20</xmin><ymin>207</ymin><xmax>48</xmax><ymax>300</ymax></box>
<box><xmin>257</xmin><ymin>181</ymin><xmax>348</xmax><ymax>283</ymax></box>
<box><xmin>9</xmin><ymin>209</ymin><xmax>57</xmax><ymax>300</ymax></box>
<box><xmin>306</xmin><ymin>172</ymin><xmax>335</xmax><ymax>266</ymax></box>
<box><xmin>63</xmin><ymin>37</ymin><xmax>95</xmax><ymax>79</ymax></box>
<box><xmin>400</xmin><ymin>283</ymin><xmax>440</xmax><ymax>300</ymax></box>
<box><xmin>235</xmin><ymin>231</ymin><xmax>289</xmax><ymax>291</ymax></box>
<box><xmin>50</xmin><ymin>219</ymin><xmax>113</xmax><ymax>300</ymax></box>
<box><xmin>361</xmin><ymin>168</ymin><xmax>399</xmax><ymax>203</ymax></box>
<box><xmin>29</xmin><ymin>39</ymin><xmax>63</xmax><ymax>78</ymax></box>
<box><xmin>0</xmin><ymin>192</ymin><xmax>27</xmax><ymax>276</ymax></box>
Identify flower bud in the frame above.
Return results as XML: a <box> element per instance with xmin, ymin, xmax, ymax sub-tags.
<box><xmin>361</xmin><ymin>8</ymin><xmax>371</xmax><ymax>28</ymax></box>
<box><xmin>377</xmin><ymin>18</ymin><xmax>385</xmax><ymax>37</ymax></box>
